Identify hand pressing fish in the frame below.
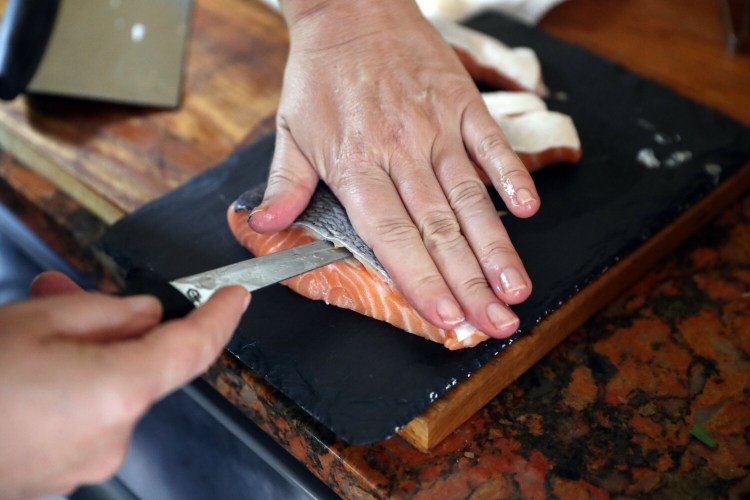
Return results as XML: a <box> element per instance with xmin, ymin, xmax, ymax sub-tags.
<box><xmin>239</xmin><ymin>4</ymin><xmax>581</xmax><ymax>349</ymax></box>
<box><xmin>229</xmin><ymin>184</ymin><xmax>491</xmax><ymax>350</ymax></box>
<box><xmin>228</xmin><ymin>95</ymin><xmax>581</xmax><ymax>349</ymax></box>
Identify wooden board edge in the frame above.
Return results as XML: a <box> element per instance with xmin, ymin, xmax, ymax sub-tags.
<box><xmin>0</xmin><ymin>116</ymin><xmax>126</xmax><ymax>225</ymax></box>
<box><xmin>399</xmin><ymin>162</ymin><xmax>750</xmax><ymax>452</ymax></box>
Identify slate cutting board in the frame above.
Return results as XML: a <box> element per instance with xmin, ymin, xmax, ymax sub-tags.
<box><xmin>100</xmin><ymin>13</ymin><xmax>750</xmax><ymax>445</ymax></box>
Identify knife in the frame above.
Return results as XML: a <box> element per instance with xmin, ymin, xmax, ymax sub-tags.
<box><xmin>0</xmin><ymin>0</ymin><xmax>191</xmax><ymax>107</ymax></box>
<box><xmin>122</xmin><ymin>240</ymin><xmax>352</xmax><ymax>321</ymax></box>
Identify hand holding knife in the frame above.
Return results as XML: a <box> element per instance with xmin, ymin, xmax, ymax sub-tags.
<box><xmin>122</xmin><ymin>241</ymin><xmax>352</xmax><ymax>320</ymax></box>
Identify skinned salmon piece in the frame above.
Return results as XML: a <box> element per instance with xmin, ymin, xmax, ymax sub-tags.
<box><xmin>432</xmin><ymin>19</ymin><xmax>547</xmax><ymax>96</ymax></box>
<box><xmin>496</xmin><ymin>110</ymin><xmax>582</xmax><ymax>170</ymax></box>
<box><xmin>481</xmin><ymin>91</ymin><xmax>582</xmax><ymax>176</ymax></box>
<box><xmin>228</xmin><ymin>202</ymin><xmax>490</xmax><ymax>350</ymax></box>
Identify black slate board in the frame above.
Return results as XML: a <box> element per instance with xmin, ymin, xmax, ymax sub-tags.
<box><xmin>101</xmin><ymin>13</ymin><xmax>750</xmax><ymax>444</ymax></box>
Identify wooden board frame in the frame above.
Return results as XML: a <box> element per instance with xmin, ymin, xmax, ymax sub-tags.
<box><xmin>399</xmin><ymin>162</ymin><xmax>750</xmax><ymax>451</ymax></box>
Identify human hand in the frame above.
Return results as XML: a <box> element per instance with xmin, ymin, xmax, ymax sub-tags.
<box><xmin>251</xmin><ymin>0</ymin><xmax>539</xmax><ymax>338</ymax></box>
<box><xmin>0</xmin><ymin>272</ymin><xmax>249</xmax><ymax>499</ymax></box>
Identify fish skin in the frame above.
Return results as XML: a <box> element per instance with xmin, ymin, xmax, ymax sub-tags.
<box><xmin>235</xmin><ymin>184</ymin><xmax>388</xmax><ymax>280</ymax></box>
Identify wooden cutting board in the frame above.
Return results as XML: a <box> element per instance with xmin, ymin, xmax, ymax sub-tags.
<box><xmin>0</xmin><ymin>0</ymin><xmax>287</xmax><ymax>221</ymax></box>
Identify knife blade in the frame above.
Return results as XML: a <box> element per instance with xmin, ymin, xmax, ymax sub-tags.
<box><xmin>122</xmin><ymin>240</ymin><xmax>352</xmax><ymax>320</ymax></box>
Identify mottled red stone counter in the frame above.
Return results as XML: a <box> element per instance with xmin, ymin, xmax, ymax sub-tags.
<box><xmin>206</xmin><ymin>194</ymin><xmax>750</xmax><ymax>498</ymax></box>
<box><xmin>1</xmin><ymin>0</ymin><xmax>749</xmax><ymax>497</ymax></box>
<box><xmin>5</xmin><ymin>137</ymin><xmax>748</xmax><ymax>497</ymax></box>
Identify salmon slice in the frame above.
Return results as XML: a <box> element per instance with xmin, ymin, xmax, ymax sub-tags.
<box><xmin>228</xmin><ymin>187</ymin><xmax>491</xmax><ymax>350</ymax></box>
<box><xmin>496</xmin><ymin>110</ymin><xmax>582</xmax><ymax>170</ymax></box>
<box><xmin>432</xmin><ymin>19</ymin><xmax>547</xmax><ymax>95</ymax></box>
<box><xmin>482</xmin><ymin>90</ymin><xmax>548</xmax><ymax>116</ymax></box>
<box><xmin>480</xmin><ymin>91</ymin><xmax>582</xmax><ymax>177</ymax></box>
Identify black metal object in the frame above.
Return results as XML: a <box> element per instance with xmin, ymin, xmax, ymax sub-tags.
<box><xmin>0</xmin><ymin>0</ymin><xmax>61</xmax><ymax>100</ymax></box>
<box><xmin>100</xmin><ymin>13</ymin><xmax>750</xmax><ymax>445</ymax></box>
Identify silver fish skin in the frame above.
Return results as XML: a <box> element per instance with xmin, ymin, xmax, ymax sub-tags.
<box><xmin>234</xmin><ymin>184</ymin><xmax>389</xmax><ymax>281</ymax></box>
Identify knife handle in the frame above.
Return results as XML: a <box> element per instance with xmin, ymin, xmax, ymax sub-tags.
<box><xmin>0</xmin><ymin>0</ymin><xmax>61</xmax><ymax>100</ymax></box>
<box><xmin>119</xmin><ymin>269</ymin><xmax>196</xmax><ymax>322</ymax></box>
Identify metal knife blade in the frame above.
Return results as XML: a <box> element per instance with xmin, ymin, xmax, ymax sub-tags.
<box><xmin>169</xmin><ymin>240</ymin><xmax>352</xmax><ymax>307</ymax></box>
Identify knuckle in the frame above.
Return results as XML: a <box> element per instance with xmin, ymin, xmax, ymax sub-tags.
<box><xmin>328</xmin><ymin>158</ymin><xmax>383</xmax><ymax>194</ymax></box>
<box><xmin>458</xmin><ymin>275</ymin><xmax>490</xmax><ymax>298</ymax></box>
<box><xmin>476</xmin><ymin>133</ymin><xmax>511</xmax><ymax>163</ymax></box>
<box><xmin>388</xmin><ymin>155</ymin><xmax>424</xmax><ymax>186</ymax></box>
<box><xmin>372</xmin><ymin>217</ymin><xmax>420</xmax><ymax>246</ymax></box>
<box><xmin>503</xmin><ymin>165</ymin><xmax>532</xmax><ymax>183</ymax></box>
<box><xmin>267</xmin><ymin>166</ymin><xmax>301</xmax><ymax>190</ymax></box>
<box><xmin>384</xmin><ymin>120</ymin><xmax>407</xmax><ymax>146</ymax></box>
<box><xmin>410</xmin><ymin>272</ymin><xmax>446</xmax><ymax>297</ymax></box>
<box><xmin>445</xmin><ymin>83</ymin><xmax>475</xmax><ymax>104</ymax></box>
<box><xmin>479</xmin><ymin>240</ymin><xmax>517</xmax><ymax>266</ymax></box>
<box><xmin>446</xmin><ymin>179</ymin><xmax>488</xmax><ymax>212</ymax></box>
<box><xmin>419</xmin><ymin>212</ymin><xmax>463</xmax><ymax>252</ymax></box>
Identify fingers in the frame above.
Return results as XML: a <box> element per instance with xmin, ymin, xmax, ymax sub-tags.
<box><xmin>10</xmin><ymin>292</ymin><xmax>163</xmax><ymax>341</ymax></box>
<box><xmin>111</xmin><ymin>286</ymin><xmax>250</xmax><ymax>404</ymax></box>
<box><xmin>433</xmin><ymin>141</ymin><xmax>533</xmax><ymax>307</ymax></box>
<box><xmin>29</xmin><ymin>271</ymin><xmax>82</xmax><ymax>297</ymax></box>
<box><xmin>389</xmin><ymin>145</ymin><xmax>525</xmax><ymax>338</ymax></box>
<box><xmin>333</xmin><ymin>164</ymin><xmax>467</xmax><ymax>330</ymax></box>
<box><xmin>249</xmin><ymin>120</ymin><xmax>319</xmax><ymax>234</ymax></box>
<box><xmin>462</xmin><ymin>98</ymin><xmax>540</xmax><ymax>218</ymax></box>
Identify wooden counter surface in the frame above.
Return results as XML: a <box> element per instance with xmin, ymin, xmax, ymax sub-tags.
<box><xmin>1</xmin><ymin>0</ymin><xmax>749</xmax><ymax>497</ymax></box>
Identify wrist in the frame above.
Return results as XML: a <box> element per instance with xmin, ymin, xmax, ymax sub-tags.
<box><xmin>280</xmin><ymin>0</ymin><xmax>424</xmax><ymax>40</ymax></box>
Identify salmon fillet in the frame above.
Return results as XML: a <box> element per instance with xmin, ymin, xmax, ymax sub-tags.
<box><xmin>229</xmin><ymin>94</ymin><xmax>582</xmax><ymax>350</ymax></box>
<box><xmin>228</xmin><ymin>191</ymin><xmax>490</xmax><ymax>350</ymax></box>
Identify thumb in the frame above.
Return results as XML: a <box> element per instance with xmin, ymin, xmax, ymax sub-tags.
<box><xmin>249</xmin><ymin>121</ymin><xmax>319</xmax><ymax>233</ymax></box>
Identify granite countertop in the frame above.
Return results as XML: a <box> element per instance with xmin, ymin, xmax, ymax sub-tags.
<box><xmin>207</xmin><ymin>194</ymin><xmax>750</xmax><ymax>498</ymax></box>
<box><xmin>0</xmin><ymin>0</ymin><xmax>748</xmax><ymax>497</ymax></box>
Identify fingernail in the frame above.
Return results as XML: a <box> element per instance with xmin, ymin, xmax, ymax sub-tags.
<box><xmin>499</xmin><ymin>267</ymin><xmax>528</xmax><ymax>294</ymax></box>
<box><xmin>249</xmin><ymin>203</ymin><xmax>269</xmax><ymax>217</ymax></box>
<box><xmin>486</xmin><ymin>302</ymin><xmax>519</xmax><ymax>331</ymax></box>
<box><xmin>247</xmin><ymin>204</ymin><xmax>269</xmax><ymax>225</ymax></box>
<box><xmin>516</xmin><ymin>188</ymin><xmax>535</xmax><ymax>206</ymax></box>
<box><xmin>436</xmin><ymin>296</ymin><xmax>465</xmax><ymax>325</ymax></box>
<box><xmin>125</xmin><ymin>295</ymin><xmax>160</xmax><ymax>315</ymax></box>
